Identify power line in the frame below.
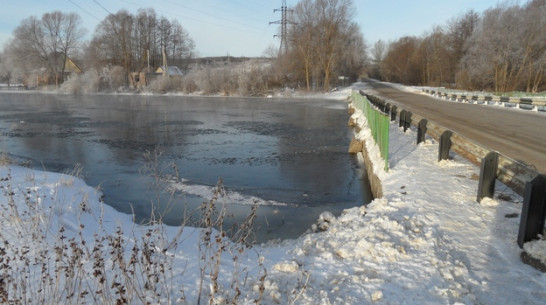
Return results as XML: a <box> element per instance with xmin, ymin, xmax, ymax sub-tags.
<box><xmin>223</xmin><ymin>0</ymin><xmax>272</xmax><ymax>22</ymax></box>
<box><xmin>114</xmin><ymin>0</ymin><xmax>267</xmax><ymax>37</ymax></box>
<box><xmin>160</xmin><ymin>0</ymin><xmax>260</xmax><ymax>30</ymax></box>
<box><xmin>67</xmin><ymin>0</ymin><xmax>102</xmax><ymax>21</ymax></box>
<box><xmin>92</xmin><ymin>0</ymin><xmax>112</xmax><ymax>15</ymax></box>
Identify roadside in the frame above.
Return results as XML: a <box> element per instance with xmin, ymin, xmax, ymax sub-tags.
<box><xmin>251</xmin><ymin>92</ymin><xmax>546</xmax><ymax>304</ymax></box>
<box><xmin>360</xmin><ymin>79</ymin><xmax>546</xmax><ymax>174</ymax></box>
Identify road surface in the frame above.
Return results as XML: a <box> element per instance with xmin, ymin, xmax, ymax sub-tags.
<box><xmin>358</xmin><ymin>80</ymin><xmax>546</xmax><ymax>174</ymax></box>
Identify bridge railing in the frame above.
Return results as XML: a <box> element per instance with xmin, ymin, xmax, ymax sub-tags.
<box><xmin>422</xmin><ymin>88</ymin><xmax>546</xmax><ymax>111</ymax></box>
<box><xmin>362</xmin><ymin>91</ymin><xmax>545</xmax><ymax>249</ymax></box>
<box><xmin>351</xmin><ymin>91</ymin><xmax>389</xmax><ymax>171</ymax></box>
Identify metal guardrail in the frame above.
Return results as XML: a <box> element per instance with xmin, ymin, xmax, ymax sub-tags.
<box><xmin>362</xmin><ymin>91</ymin><xmax>545</xmax><ymax>248</ymax></box>
<box><xmin>352</xmin><ymin>91</ymin><xmax>389</xmax><ymax>171</ymax></box>
<box><xmin>422</xmin><ymin>89</ymin><xmax>546</xmax><ymax>111</ymax></box>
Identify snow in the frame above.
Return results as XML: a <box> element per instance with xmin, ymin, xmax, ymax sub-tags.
<box><xmin>168</xmin><ymin>178</ymin><xmax>294</xmax><ymax>207</ymax></box>
<box><xmin>1</xmin><ymin>86</ymin><xmax>545</xmax><ymax>304</ymax></box>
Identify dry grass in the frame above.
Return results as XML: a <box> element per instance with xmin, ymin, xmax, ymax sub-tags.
<box><xmin>0</xmin><ymin>152</ymin><xmax>265</xmax><ymax>304</ymax></box>
<box><xmin>0</xmin><ymin>153</ymin><xmax>9</xmax><ymax>166</ymax></box>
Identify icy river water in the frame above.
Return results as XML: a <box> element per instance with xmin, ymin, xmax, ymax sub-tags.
<box><xmin>0</xmin><ymin>92</ymin><xmax>372</xmax><ymax>242</ymax></box>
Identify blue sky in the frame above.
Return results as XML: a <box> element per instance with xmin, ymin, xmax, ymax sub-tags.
<box><xmin>0</xmin><ymin>0</ymin><xmax>505</xmax><ymax>57</ymax></box>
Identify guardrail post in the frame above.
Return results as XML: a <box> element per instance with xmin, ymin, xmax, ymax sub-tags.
<box><xmin>403</xmin><ymin>111</ymin><xmax>412</xmax><ymax>132</ymax></box>
<box><xmin>378</xmin><ymin>98</ymin><xmax>385</xmax><ymax>112</ymax></box>
<box><xmin>438</xmin><ymin>130</ymin><xmax>452</xmax><ymax>161</ymax></box>
<box><xmin>399</xmin><ymin>109</ymin><xmax>406</xmax><ymax>128</ymax></box>
<box><xmin>517</xmin><ymin>175</ymin><xmax>546</xmax><ymax>248</ymax></box>
<box><xmin>500</xmin><ymin>96</ymin><xmax>509</xmax><ymax>107</ymax></box>
<box><xmin>417</xmin><ymin>119</ymin><xmax>427</xmax><ymax>144</ymax></box>
<box><xmin>477</xmin><ymin>151</ymin><xmax>499</xmax><ymax>202</ymax></box>
<box><xmin>391</xmin><ymin>105</ymin><xmax>397</xmax><ymax>121</ymax></box>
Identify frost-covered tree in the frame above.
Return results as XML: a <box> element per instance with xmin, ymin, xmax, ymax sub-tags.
<box><xmin>4</xmin><ymin>11</ymin><xmax>85</xmax><ymax>87</ymax></box>
<box><xmin>0</xmin><ymin>52</ymin><xmax>15</xmax><ymax>86</ymax></box>
<box><xmin>461</xmin><ymin>2</ymin><xmax>546</xmax><ymax>92</ymax></box>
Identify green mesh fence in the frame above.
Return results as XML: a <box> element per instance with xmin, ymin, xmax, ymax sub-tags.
<box><xmin>352</xmin><ymin>91</ymin><xmax>389</xmax><ymax>171</ymax></box>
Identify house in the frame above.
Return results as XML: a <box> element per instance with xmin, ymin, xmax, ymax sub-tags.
<box><xmin>23</xmin><ymin>56</ymin><xmax>83</xmax><ymax>89</ymax></box>
<box><xmin>155</xmin><ymin>66</ymin><xmax>184</xmax><ymax>77</ymax></box>
<box><xmin>64</xmin><ymin>57</ymin><xmax>83</xmax><ymax>74</ymax></box>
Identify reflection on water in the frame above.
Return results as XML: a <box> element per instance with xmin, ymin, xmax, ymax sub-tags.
<box><xmin>0</xmin><ymin>92</ymin><xmax>372</xmax><ymax>242</ymax></box>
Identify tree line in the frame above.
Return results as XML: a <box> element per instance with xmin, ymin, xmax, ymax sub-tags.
<box><xmin>281</xmin><ymin>0</ymin><xmax>367</xmax><ymax>91</ymax></box>
<box><xmin>87</xmin><ymin>8</ymin><xmax>196</xmax><ymax>76</ymax></box>
<box><xmin>2</xmin><ymin>0</ymin><xmax>545</xmax><ymax>94</ymax></box>
<box><xmin>370</xmin><ymin>0</ymin><xmax>546</xmax><ymax>93</ymax></box>
<box><xmin>0</xmin><ymin>0</ymin><xmax>366</xmax><ymax>94</ymax></box>
<box><xmin>0</xmin><ymin>8</ymin><xmax>196</xmax><ymax>90</ymax></box>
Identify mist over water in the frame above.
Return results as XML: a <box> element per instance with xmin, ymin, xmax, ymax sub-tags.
<box><xmin>0</xmin><ymin>92</ymin><xmax>372</xmax><ymax>242</ymax></box>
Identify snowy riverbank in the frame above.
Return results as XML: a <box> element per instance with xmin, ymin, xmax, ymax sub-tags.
<box><xmin>1</xmin><ymin>87</ymin><xmax>545</xmax><ymax>304</ymax></box>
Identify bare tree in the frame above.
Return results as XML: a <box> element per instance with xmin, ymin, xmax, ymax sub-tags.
<box><xmin>381</xmin><ymin>36</ymin><xmax>421</xmax><ymax>85</ymax></box>
<box><xmin>0</xmin><ymin>52</ymin><xmax>15</xmax><ymax>86</ymax></box>
<box><xmin>418</xmin><ymin>27</ymin><xmax>451</xmax><ymax>86</ymax></box>
<box><xmin>519</xmin><ymin>0</ymin><xmax>546</xmax><ymax>92</ymax></box>
<box><xmin>368</xmin><ymin>39</ymin><xmax>387</xmax><ymax>79</ymax></box>
<box><xmin>88</xmin><ymin>8</ymin><xmax>195</xmax><ymax>86</ymax></box>
<box><xmin>337</xmin><ymin>22</ymin><xmax>367</xmax><ymax>82</ymax></box>
<box><xmin>135</xmin><ymin>8</ymin><xmax>157</xmax><ymax>72</ymax></box>
<box><xmin>288</xmin><ymin>0</ymin><xmax>319</xmax><ymax>90</ymax></box>
<box><xmin>315</xmin><ymin>0</ymin><xmax>355</xmax><ymax>90</ymax></box>
<box><xmin>448</xmin><ymin>10</ymin><xmax>479</xmax><ymax>67</ymax></box>
<box><xmin>460</xmin><ymin>3</ymin><xmax>546</xmax><ymax>92</ymax></box>
<box><xmin>371</xmin><ymin>40</ymin><xmax>386</xmax><ymax>64</ymax></box>
<box><xmin>5</xmin><ymin>11</ymin><xmax>84</xmax><ymax>87</ymax></box>
<box><xmin>43</xmin><ymin>12</ymin><xmax>85</xmax><ymax>85</ymax></box>
<box><xmin>6</xmin><ymin>16</ymin><xmax>50</xmax><ymax>86</ymax></box>
<box><xmin>169</xmin><ymin>20</ymin><xmax>195</xmax><ymax>72</ymax></box>
<box><xmin>284</xmin><ymin>0</ymin><xmax>365</xmax><ymax>91</ymax></box>
<box><xmin>358</xmin><ymin>2</ymin><xmax>546</xmax><ymax>92</ymax></box>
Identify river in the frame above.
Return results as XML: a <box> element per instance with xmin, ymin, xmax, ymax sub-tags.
<box><xmin>0</xmin><ymin>92</ymin><xmax>372</xmax><ymax>242</ymax></box>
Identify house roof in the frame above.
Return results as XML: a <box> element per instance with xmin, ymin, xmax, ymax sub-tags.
<box><xmin>156</xmin><ymin>66</ymin><xmax>184</xmax><ymax>76</ymax></box>
<box><xmin>64</xmin><ymin>57</ymin><xmax>83</xmax><ymax>73</ymax></box>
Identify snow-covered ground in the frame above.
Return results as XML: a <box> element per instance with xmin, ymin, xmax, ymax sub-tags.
<box><xmin>1</xmin><ymin>86</ymin><xmax>545</xmax><ymax>304</ymax></box>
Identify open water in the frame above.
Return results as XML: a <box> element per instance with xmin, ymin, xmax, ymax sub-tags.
<box><xmin>0</xmin><ymin>92</ymin><xmax>372</xmax><ymax>242</ymax></box>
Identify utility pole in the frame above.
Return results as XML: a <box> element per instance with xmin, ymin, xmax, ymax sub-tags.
<box><xmin>269</xmin><ymin>0</ymin><xmax>292</xmax><ymax>55</ymax></box>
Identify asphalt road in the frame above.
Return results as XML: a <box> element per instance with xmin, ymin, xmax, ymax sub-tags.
<box><xmin>359</xmin><ymin>80</ymin><xmax>546</xmax><ymax>174</ymax></box>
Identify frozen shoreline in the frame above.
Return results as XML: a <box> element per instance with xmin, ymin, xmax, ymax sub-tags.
<box><xmin>1</xmin><ymin>86</ymin><xmax>545</xmax><ymax>304</ymax></box>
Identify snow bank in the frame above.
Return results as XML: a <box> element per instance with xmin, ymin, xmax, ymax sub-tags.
<box><xmin>1</xmin><ymin>89</ymin><xmax>545</xmax><ymax>304</ymax></box>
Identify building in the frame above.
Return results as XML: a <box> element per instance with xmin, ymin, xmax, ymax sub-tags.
<box><xmin>155</xmin><ymin>66</ymin><xmax>184</xmax><ymax>77</ymax></box>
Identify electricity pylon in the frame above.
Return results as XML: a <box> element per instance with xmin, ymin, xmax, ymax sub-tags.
<box><xmin>269</xmin><ymin>0</ymin><xmax>292</xmax><ymax>55</ymax></box>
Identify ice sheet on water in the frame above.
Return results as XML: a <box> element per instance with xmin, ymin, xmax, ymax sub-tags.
<box><xmin>166</xmin><ymin>177</ymin><xmax>294</xmax><ymax>207</ymax></box>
